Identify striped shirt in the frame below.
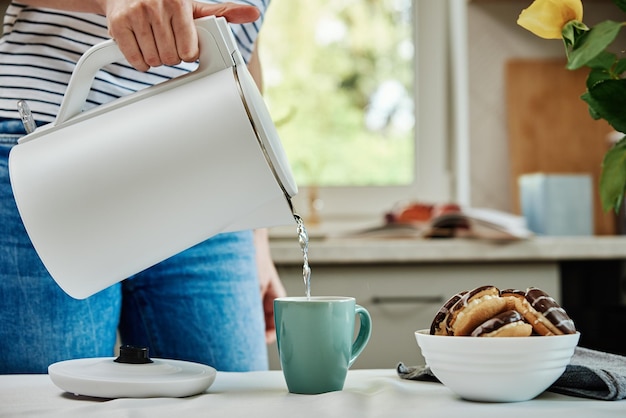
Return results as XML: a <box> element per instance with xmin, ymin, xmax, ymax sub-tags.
<box><xmin>0</xmin><ymin>0</ymin><xmax>269</xmax><ymax>123</ymax></box>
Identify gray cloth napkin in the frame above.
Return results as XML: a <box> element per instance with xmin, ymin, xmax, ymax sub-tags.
<box><xmin>397</xmin><ymin>346</ymin><xmax>626</xmax><ymax>401</ymax></box>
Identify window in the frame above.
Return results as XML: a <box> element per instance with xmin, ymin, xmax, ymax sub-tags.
<box><xmin>260</xmin><ymin>0</ymin><xmax>468</xmax><ymax>230</ymax></box>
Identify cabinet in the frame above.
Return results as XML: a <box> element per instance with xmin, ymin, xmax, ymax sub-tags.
<box><xmin>268</xmin><ymin>261</ymin><xmax>558</xmax><ymax>370</ymax></box>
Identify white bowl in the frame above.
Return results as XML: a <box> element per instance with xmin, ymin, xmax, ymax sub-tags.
<box><xmin>414</xmin><ymin>329</ymin><xmax>580</xmax><ymax>402</ymax></box>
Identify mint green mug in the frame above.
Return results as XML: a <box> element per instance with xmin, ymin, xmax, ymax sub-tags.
<box><xmin>274</xmin><ymin>296</ymin><xmax>372</xmax><ymax>394</ymax></box>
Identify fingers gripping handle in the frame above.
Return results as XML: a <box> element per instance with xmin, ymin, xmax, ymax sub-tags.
<box><xmin>53</xmin><ymin>16</ymin><xmax>235</xmax><ymax>126</ymax></box>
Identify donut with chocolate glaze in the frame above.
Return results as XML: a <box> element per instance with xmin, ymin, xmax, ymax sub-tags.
<box><xmin>500</xmin><ymin>288</ymin><xmax>525</xmax><ymax>299</ymax></box>
<box><xmin>500</xmin><ymin>288</ymin><xmax>526</xmax><ymax>311</ymax></box>
<box><xmin>470</xmin><ymin>310</ymin><xmax>533</xmax><ymax>337</ymax></box>
<box><xmin>430</xmin><ymin>291</ymin><xmax>467</xmax><ymax>335</ymax></box>
<box><xmin>503</xmin><ymin>287</ymin><xmax>576</xmax><ymax>336</ymax></box>
<box><xmin>446</xmin><ymin>285</ymin><xmax>509</xmax><ymax>336</ymax></box>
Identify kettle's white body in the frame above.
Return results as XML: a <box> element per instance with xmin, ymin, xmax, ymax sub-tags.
<box><xmin>8</xmin><ymin>16</ymin><xmax>297</xmax><ymax>299</ymax></box>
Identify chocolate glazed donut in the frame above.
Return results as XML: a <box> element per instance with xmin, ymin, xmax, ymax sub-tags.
<box><xmin>430</xmin><ymin>291</ymin><xmax>467</xmax><ymax>335</ymax></box>
<box><xmin>504</xmin><ymin>287</ymin><xmax>576</xmax><ymax>336</ymax></box>
<box><xmin>470</xmin><ymin>310</ymin><xmax>533</xmax><ymax>337</ymax></box>
<box><xmin>446</xmin><ymin>285</ymin><xmax>509</xmax><ymax>336</ymax></box>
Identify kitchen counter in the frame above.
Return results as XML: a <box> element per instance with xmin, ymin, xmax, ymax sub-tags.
<box><xmin>1</xmin><ymin>370</ymin><xmax>623</xmax><ymax>417</ymax></box>
<box><xmin>269</xmin><ymin>235</ymin><xmax>626</xmax><ymax>265</ymax></box>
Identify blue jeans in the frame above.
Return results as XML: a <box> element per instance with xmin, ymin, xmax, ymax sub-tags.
<box><xmin>0</xmin><ymin>121</ymin><xmax>268</xmax><ymax>373</ymax></box>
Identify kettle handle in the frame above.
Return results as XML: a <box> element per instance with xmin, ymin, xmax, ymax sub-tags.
<box><xmin>54</xmin><ymin>16</ymin><xmax>235</xmax><ymax>126</ymax></box>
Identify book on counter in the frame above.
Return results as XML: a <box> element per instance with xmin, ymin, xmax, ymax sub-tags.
<box><xmin>345</xmin><ymin>202</ymin><xmax>533</xmax><ymax>240</ymax></box>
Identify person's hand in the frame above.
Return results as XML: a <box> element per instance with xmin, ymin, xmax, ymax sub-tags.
<box><xmin>100</xmin><ymin>0</ymin><xmax>260</xmax><ymax>71</ymax></box>
<box><xmin>254</xmin><ymin>229</ymin><xmax>287</xmax><ymax>344</ymax></box>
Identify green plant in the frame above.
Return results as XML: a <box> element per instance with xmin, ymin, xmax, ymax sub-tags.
<box><xmin>518</xmin><ymin>0</ymin><xmax>626</xmax><ymax>212</ymax></box>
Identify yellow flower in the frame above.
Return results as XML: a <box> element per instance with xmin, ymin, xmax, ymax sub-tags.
<box><xmin>517</xmin><ymin>0</ymin><xmax>583</xmax><ymax>39</ymax></box>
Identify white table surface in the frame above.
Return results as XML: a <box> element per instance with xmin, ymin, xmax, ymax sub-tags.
<box><xmin>1</xmin><ymin>369</ymin><xmax>623</xmax><ymax>418</ymax></box>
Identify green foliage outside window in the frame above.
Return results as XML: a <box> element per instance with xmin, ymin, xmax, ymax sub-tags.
<box><xmin>261</xmin><ymin>0</ymin><xmax>415</xmax><ymax>187</ymax></box>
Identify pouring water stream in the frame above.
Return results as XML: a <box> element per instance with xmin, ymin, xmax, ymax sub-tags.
<box><xmin>294</xmin><ymin>214</ymin><xmax>311</xmax><ymax>299</ymax></box>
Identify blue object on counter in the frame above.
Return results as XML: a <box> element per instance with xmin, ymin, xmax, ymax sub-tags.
<box><xmin>519</xmin><ymin>173</ymin><xmax>593</xmax><ymax>236</ymax></box>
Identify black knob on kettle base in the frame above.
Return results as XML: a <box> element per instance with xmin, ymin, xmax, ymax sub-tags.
<box><xmin>114</xmin><ymin>345</ymin><xmax>154</xmax><ymax>364</ymax></box>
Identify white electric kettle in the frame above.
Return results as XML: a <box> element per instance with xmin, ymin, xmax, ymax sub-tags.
<box><xmin>8</xmin><ymin>16</ymin><xmax>298</xmax><ymax>299</ymax></box>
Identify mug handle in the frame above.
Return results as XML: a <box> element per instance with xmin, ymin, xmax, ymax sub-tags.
<box><xmin>349</xmin><ymin>304</ymin><xmax>372</xmax><ymax>367</ymax></box>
